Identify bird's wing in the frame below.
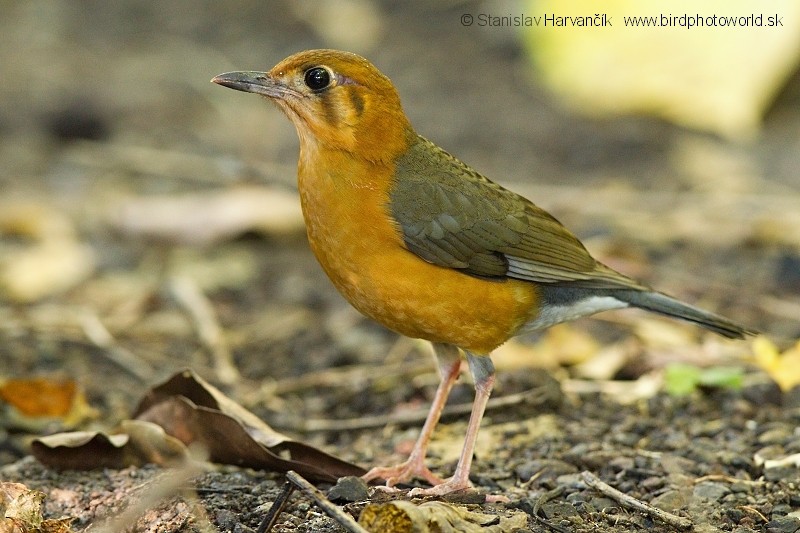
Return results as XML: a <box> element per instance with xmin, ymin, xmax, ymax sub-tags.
<box><xmin>389</xmin><ymin>136</ymin><xmax>644</xmax><ymax>289</ymax></box>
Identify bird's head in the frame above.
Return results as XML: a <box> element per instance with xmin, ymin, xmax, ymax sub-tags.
<box><xmin>213</xmin><ymin>49</ymin><xmax>414</xmax><ymax>163</ymax></box>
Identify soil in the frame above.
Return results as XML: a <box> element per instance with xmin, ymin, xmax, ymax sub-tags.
<box><xmin>1</xmin><ymin>1</ymin><xmax>799</xmax><ymax>532</ymax></box>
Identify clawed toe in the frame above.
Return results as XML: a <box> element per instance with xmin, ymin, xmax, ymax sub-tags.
<box><xmin>408</xmin><ymin>479</ymin><xmax>509</xmax><ymax>503</ymax></box>
<box><xmin>362</xmin><ymin>461</ymin><xmax>445</xmax><ymax>487</ymax></box>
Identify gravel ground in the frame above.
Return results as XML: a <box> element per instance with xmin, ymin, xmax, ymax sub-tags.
<box><xmin>1</xmin><ymin>1</ymin><xmax>799</xmax><ymax>531</ymax></box>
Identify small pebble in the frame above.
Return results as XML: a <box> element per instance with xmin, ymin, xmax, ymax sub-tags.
<box><xmin>742</xmin><ymin>381</ymin><xmax>783</xmax><ymax>407</ymax></box>
<box><xmin>765</xmin><ymin>515</ymin><xmax>800</xmax><ymax>533</ymax></box>
<box><xmin>607</xmin><ymin>456</ymin><xmax>634</xmax><ymax>472</ymax></box>
<box><xmin>541</xmin><ymin>502</ymin><xmax>579</xmax><ymax>519</ymax></box>
<box><xmin>693</xmin><ymin>482</ymin><xmax>731</xmax><ymax>502</ymax></box>
<box><xmin>215</xmin><ymin>509</ymin><xmax>238</xmax><ymax>529</ymax></box>
<box><xmin>759</xmin><ymin>428</ymin><xmax>793</xmax><ymax>446</ymax></box>
<box><xmin>773</xmin><ymin>504</ymin><xmax>794</xmax><ymax>517</ymax></box>
<box><xmin>640</xmin><ymin>476</ymin><xmax>664</xmax><ymax>491</ymax></box>
<box><xmin>328</xmin><ymin>476</ymin><xmax>369</xmax><ymax>502</ymax></box>
<box><xmin>586</xmin><ymin>496</ymin><xmax>617</xmax><ymax>513</ymax></box>
<box><xmin>765</xmin><ymin>467</ymin><xmax>796</xmax><ymax>483</ymax></box>
<box><xmin>651</xmin><ymin>489</ymin><xmax>691</xmax><ymax>511</ymax></box>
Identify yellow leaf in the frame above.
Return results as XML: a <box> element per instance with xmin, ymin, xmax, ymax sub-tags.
<box><xmin>751</xmin><ymin>337</ymin><xmax>800</xmax><ymax>391</ymax></box>
<box><xmin>493</xmin><ymin>324</ymin><xmax>600</xmax><ymax>371</ymax></box>
<box><xmin>752</xmin><ymin>336</ymin><xmax>780</xmax><ymax>370</ymax></box>
<box><xmin>523</xmin><ymin>0</ymin><xmax>800</xmax><ymax>139</ymax></box>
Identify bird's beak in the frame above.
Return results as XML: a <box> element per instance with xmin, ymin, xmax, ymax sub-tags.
<box><xmin>211</xmin><ymin>71</ymin><xmax>299</xmax><ymax>99</ymax></box>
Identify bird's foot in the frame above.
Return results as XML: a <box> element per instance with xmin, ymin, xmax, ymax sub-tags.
<box><xmin>362</xmin><ymin>459</ymin><xmax>445</xmax><ymax>488</ymax></box>
<box><xmin>408</xmin><ymin>477</ymin><xmax>510</xmax><ymax>503</ymax></box>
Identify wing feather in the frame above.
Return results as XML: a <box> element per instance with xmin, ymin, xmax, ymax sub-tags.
<box><xmin>389</xmin><ymin>135</ymin><xmax>645</xmax><ymax>289</ymax></box>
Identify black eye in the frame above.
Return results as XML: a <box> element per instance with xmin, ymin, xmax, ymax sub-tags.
<box><xmin>304</xmin><ymin>67</ymin><xmax>331</xmax><ymax>91</ymax></box>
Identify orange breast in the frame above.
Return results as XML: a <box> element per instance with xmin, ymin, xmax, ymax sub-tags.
<box><xmin>297</xmin><ymin>150</ymin><xmax>540</xmax><ymax>354</ymax></box>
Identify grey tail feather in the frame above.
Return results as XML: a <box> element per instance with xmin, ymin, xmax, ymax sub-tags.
<box><xmin>612</xmin><ymin>290</ymin><xmax>755</xmax><ymax>340</ymax></box>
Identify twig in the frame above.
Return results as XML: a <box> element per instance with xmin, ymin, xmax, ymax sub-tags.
<box><xmin>256</xmin><ymin>480</ymin><xmax>295</xmax><ymax>533</ymax></box>
<box><xmin>169</xmin><ymin>275</ymin><xmax>239</xmax><ymax>385</ymax></box>
<box><xmin>693</xmin><ymin>474</ymin><xmax>763</xmax><ymax>486</ymax></box>
<box><xmin>285</xmin><ymin>471</ymin><xmax>367</xmax><ymax>533</ymax></box>
<box><xmin>581</xmin><ymin>471</ymin><xmax>693</xmax><ymax>530</ymax></box>
<box><xmin>738</xmin><ymin>505</ymin><xmax>768</xmax><ymax>523</ymax></box>
<box><xmin>79</xmin><ymin>310</ymin><xmax>154</xmax><ymax>381</ymax></box>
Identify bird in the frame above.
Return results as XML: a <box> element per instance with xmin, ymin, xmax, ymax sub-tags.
<box><xmin>212</xmin><ymin>49</ymin><xmax>753</xmax><ymax>500</ymax></box>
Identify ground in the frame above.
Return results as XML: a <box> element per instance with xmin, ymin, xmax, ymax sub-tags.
<box><xmin>1</xmin><ymin>1</ymin><xmax>799</xmax><ymax>532</ymax></box>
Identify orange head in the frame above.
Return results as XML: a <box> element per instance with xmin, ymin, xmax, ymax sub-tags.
<box><xmin>212</xmin><ymin>49</ymin><xmax>414</xmax><ymax>163</ymax></box>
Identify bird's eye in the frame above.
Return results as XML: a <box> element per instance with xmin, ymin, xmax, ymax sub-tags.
<box><xmin>304</xmin><ymin>67</ymin><xmax>332</xmax><ymax>91</ymax></box>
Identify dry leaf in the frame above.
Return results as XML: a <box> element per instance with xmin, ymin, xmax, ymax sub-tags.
<box><xmin>633</xmin><ymin>318</ymin><xmax>697</xmax><ymax>348</ymax></box>
<box><xmin>112</xmin><ymin>186</ymin><xmax>304</xmax><ymax>245</ymax></box>
<box><xmin>0</xmin><ymin>378</ymin><xmax>98</xmax><ymax>430</ymax></box>
<box><xmin>493</xmin><ymin>324</ymin><xmax>600</xmax><ymax>371</ymax></box>
<box><xmin>1</xmin><ymin>482</ymin><xmax>44</xmax><ymax>532</ymax></box>
<box><xmin>359</xmin><ymin>500</ymin><xmax>528</xmax><ymax>532</ymax></box>
<box><xmin>0</xmin><ymin>202</ymin><xmax>95</xmax><ymax>302</ymax></box>
<box><xmin>523</xmin><ymin>0</ymin><xmax>800</xmax><ymax>139</ymax></box>
<box><xmin>133</xmin><ymin>369</ymin><xmax>366</xmax><ymax>482</ymax></box>
<box><xmin>573</xmin><ymin>339</ymin><xmax>638</xmax><ymax>380</ymax></box>
<box><xmin>0</xmin><ymin>241</ymin><xmax>95</xmax><ymax>303</ymax></box>
<box><xmin>563</xmin><ymin>372</ymin><xmax>663</xmax><ymax>404</ymax></box>
<box><xmin>0</xmin><ymin>203</ymin><xmax>76</xmax><ymax>241</ymax></box>
<box><xmin>0</xmin><ymin>379</ymin><xmax>77</xmax><ymax>418</ymax></box>
<box><xmin>30</xmin><ymin>421</ymin><xmax>188</xmax><ymax>470</ymax></box>
<box><xmin>29</xmin><ymin>370</ymin><xmax>365</xmax><ymax>481</ymax></box>
<box><xmin>0</xmin><ymin>482</ymin><xmax>74</xmax><ymax>533</ymax></box>
<box><xmin>752</xmin><ymin>336</ymin><xmax>800</xmax><ymax>391</ymax></box>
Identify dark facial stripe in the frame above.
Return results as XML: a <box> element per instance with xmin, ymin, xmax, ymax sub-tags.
<box><xmin>348</xmin><ymin>89</ymin><xmax>365</xmax><ymax>117</ymax></box>
<box><xmin>319</xmin><ymin>93</ymin><xmax>339</xmax><ymax>127</ymax></box>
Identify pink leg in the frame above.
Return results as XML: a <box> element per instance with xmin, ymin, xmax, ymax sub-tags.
<box><xmin>362</xmin><ymin>343</ymin><xmax>462</xmax><ymax>487</ymax></box>
<box><xmin>409</xmin><ymin>352</ymin><xmax>505</xmax><ymax>501</ymax></box>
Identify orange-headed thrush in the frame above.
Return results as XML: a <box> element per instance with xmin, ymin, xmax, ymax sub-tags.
<box><xmin>213</xmin><ymin>50</ymin><xmax>752</xmax><ymax>499</ymax></box>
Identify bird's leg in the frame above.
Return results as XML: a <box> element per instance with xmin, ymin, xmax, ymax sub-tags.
<box><xmin>362</xmin><ymin>343</ymin><xmax>461</xmax><ymax>487</ymax></box>
<box><xmin>409</xmin><ymin>351</ymin><xmax>498</xmax><ymax>499</ymax></box>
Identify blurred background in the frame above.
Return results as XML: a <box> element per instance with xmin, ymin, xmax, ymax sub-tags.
<box><xmin>1</xmin><ymin>0</ymin><xmax>800</xmax><ymax>451</ymax></box>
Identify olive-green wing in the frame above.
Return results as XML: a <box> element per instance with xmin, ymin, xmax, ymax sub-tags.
<box><xmin>389</xmin><ymin>136</ymin><xmax>644</xmax><ymax>289</ymax></box>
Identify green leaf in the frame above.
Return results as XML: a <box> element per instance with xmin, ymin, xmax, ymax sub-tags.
<box><xmin>664</xmin><ymin>363</ymin><xmax>745</xmax><ymax>396</ymax></box>
<box><xmin>664</xmin><ymin>363</ymin><xmax>702</xmax><ymax>396</ymax></box>
<box><xmin>697</xmin><ymin>366</ymin><xmax>744</xmax><ymax>390</ymax></box>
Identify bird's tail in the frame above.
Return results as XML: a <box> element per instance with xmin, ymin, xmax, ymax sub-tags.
<box><xmin>612</xmin><ymin>289</ymin><xmax>754</xmax><ymax>339</ymax></box>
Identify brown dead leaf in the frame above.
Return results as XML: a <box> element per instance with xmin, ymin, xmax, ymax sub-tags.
<box><xmin>0</xmin><ymin>482</ymin><xmax>74</xmax><ymax>533</ymax></box>
<box><xmin>29</xmin><ymin>370</ymin><xmax>365</xmax><ymax>481</ymax></box>
<box><xmin>132</xmin><ymin>369</ymin><xmax>365</xmax><ymax>482</ymax></box>
<box><xmin>30</xmin><ymin>420</ymin><xmax>188</xmax><ymax>471</ymax></box>
<box><xmin>358</xmin><ymin>500</ymin><xmax>528</xmax><ymax>532</ymax></box>
<box><xmin>0</xmin><ymin>378</ymin><xmax>98</xmax><ymax>430</ymax></box>
<box><xmin>0</xmin><ymin>379</ymin><xmax>77</xmax><ymax>418</ymax></box>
